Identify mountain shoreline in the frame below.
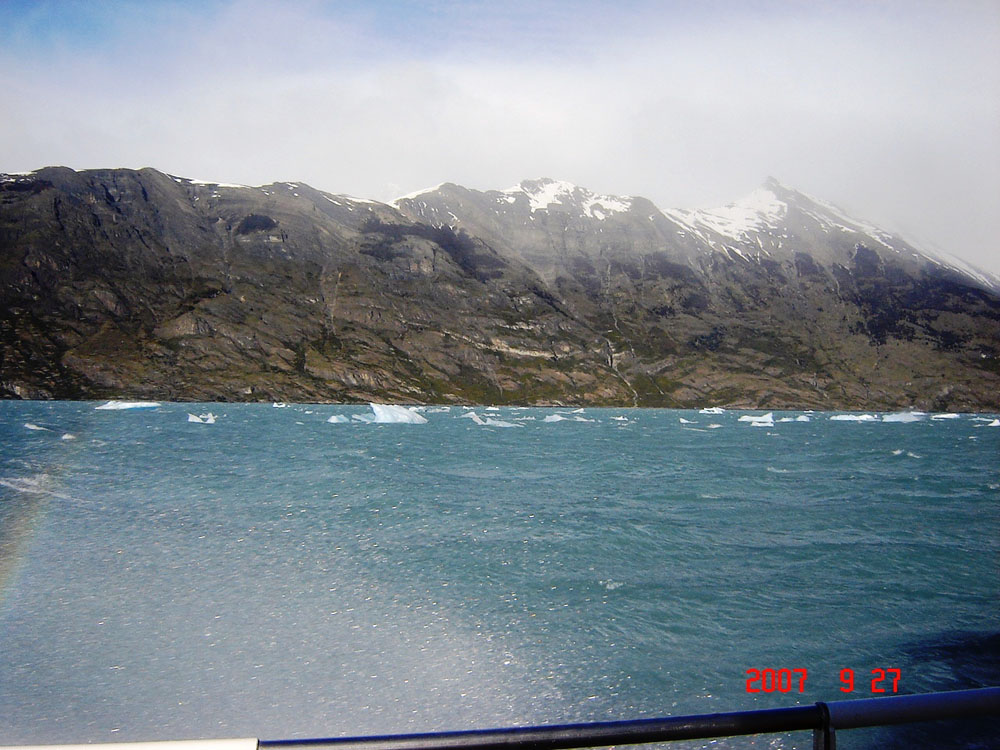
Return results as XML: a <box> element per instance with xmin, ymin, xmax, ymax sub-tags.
<box><xmin>3</xmin><ymin>167</ymin><xmax>998</xmax><ymax>410</ymax></box>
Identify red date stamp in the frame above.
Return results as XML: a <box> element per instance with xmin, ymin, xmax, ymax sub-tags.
<box><xmin>745</xmin><ymin>668</ymin><xmax>901</xmax><ymax>693</ymax></box>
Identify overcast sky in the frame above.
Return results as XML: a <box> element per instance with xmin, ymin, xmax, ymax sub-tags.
<box><xmin>2</xmin><ymin>0</ymin><xmax>998</xmax><ymax>273</ymax></box>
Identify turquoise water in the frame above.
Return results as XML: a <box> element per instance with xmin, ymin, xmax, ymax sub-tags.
<box><xmin>1</xmin><ymin>402</ymin><xmax>997</xmax><ymax>748</ymax></box>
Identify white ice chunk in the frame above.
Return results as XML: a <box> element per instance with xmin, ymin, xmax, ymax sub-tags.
<box><xmin>829</xmin><ymin>414</ymin><xmax>878</xmax><ymax>421</ymax></box>
<box><xmin>750</xmin><ymin>420</ymin><xmax>774</xmax><ymax>428</ymax></box>
<box><xmin>24</xmin><ymin>423</ymin><xmax>50</xmax><ymax>431</ymax></box>
<box><xmin>738</xmin><ymin>412</ymin><xmax>773</xmax><ymax>423</ymax></box>
<box><xmin>882</xmin><ymin>412</ymin><xmax>925</xmax><ymax>423</ymax></box>
<box><xmin>461</xmin><ymin>412</ymin><xmax>487</xmax><ymax>425</ymax></box>
<box><xmin>351</xmin><ymin>413</ymin><xmax>375</xmax><ymax>423</ymax></box>
<box><xmin>679</xmin><ymin>418</ymin><xmax>695</xmax><ymax>424</ymax></box>
<box><xmin>706</xmin><ymin>424</ymin><xmax>723</xmax><ymax>429</ymax></box>
<box><xmin>796</xmin><ymin>415</ymin><xmax>811</xmax><ymax>422</ymax></box>
<box><xmin>369</xmin><ymin>404</ymin><xmax>428</xmax><ymax>424</ymax></box>
<box><xmin>95</xmin><ymin>400</ymin><xmax>160</xmax><ymax>410</ymax></box>
<box><xmin>988</xmin><ymin>419</ymin><xmax>1000</xmax><ymax>427</ymax></box>
<box><xmin>326</xmin><ymin>415</ymin><xmax>350</xmax><ymax>423</ymax></box>
<box><xmin>543</xmin><ymin>414</ymin><xmax>568</xmax><ymax>422</ymax></box>
<box><xmin>272</xmin><ymin>402</ymin><xmax>288</xmax><ymax>408</ymax></box>
<box><xmin>187</xmin><ymin>413</ymin><xmax>204</xmax><ymax>423</ymax></box>
<box><xmin>931</xmin><ymin>413</ymin><xmax>961</xmax><ymax>420</ymax></box>
<box><xmin>699</xmin><ymin>407</ymin><xmax>726</xmax><ymax>414</ymax></box>
<box><xmin>60</xmin><ymin>433</ymin><xmax>76</xmax><ymax>440</ymax></box>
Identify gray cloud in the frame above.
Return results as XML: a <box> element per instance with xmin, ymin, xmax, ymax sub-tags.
<box><xmin>2</xmin><ymin>0</ymin><xmax>998</xmax><ymax>273</ymax></box>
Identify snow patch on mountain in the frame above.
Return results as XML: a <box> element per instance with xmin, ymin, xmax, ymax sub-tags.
<box><xmin>501</xmin><ymin>178</ymin><xmax>633</xmax><ymax>221</ymax></box>
<box><xmin>664</xmin><ymin>186</ymin><xmax>786</xmax><ymax>242</ymax></box>
<box><xmin>393</xmin><ymin>183</ymin><xmax>447</xmax><ymax>203</ymax></box>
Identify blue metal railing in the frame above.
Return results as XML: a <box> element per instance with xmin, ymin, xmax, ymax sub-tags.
<box><xmin>258</xmin><ymin>687</ymin><xmax>1000</xmax><ymax>750</ymax></box>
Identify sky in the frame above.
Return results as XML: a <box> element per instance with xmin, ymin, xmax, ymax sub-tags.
<box><xmin>1</xmin><ymin>0</ymin><xmax>998</xmax><ymax>274</ymax></box>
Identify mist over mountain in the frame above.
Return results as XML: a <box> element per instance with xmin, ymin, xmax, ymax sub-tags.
<box><xmin>2</xmin><ymin>167</ymin><xmax>998</xmax><ymax>409</ymax></box>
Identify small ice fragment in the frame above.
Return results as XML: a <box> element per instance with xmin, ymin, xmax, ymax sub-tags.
<box><xmin>829</xmin><ymin>414</ymin><xmax>877</xmax><ymax>421</ymax></box>
<box><xmin>931</xmin><ymin>413</ymin><xmax>961</xmax><ymax>420</ymax></box>
<box><xmin>24</xmin><ymin>423</ymin><xmax>50</xmax><ymax>431</ymax></box>
<box><xmin>327</xmin><ymin>415</ymin><xmax>349</xmax><ymax>423</ymax></box>
<box><xmin>543</xmin><ymin>414</ymin><xmax>568</xmax><ymax>422</ymax></box>
<box><xmin>679</xmin><ymin>418</ymin><xmax>695</xmax><ymax>424</ymax></box>
<box><xmin>272</xmin><ymin>402</ymin><xmax>288</xmax><ymax>408</ymax></box>
<box><xmin>187</xmin><ymin>413</ymin><xmax>204</xmax><ymax>423</ymax></box>
<box><xmin>706</xmin><ymin>424</ymin><xmax>723</xmax><ymax>429</ymax></box>
<box><xmin>699</xmin><ymin>407</ymin><xmax>725</xmax><ymax>414</ymax></box>
<box><xmin>795</xmin><ymin>415</ymin><xmax>810</xmax><ymax>422</ymax></box>
<box><xmin>460</xmin><ymin>412</ymin><xmax>486</xmax><ymax>425</ymax></box>
<box><xmin>61</xmin><ymin>433</ymin><xmax>76</xmax><ymax>440</ymax></box>
<box><xmin>988</xmin><ymin>419</ymin><xmax>1000</xmax><ymax>427</ymax></box>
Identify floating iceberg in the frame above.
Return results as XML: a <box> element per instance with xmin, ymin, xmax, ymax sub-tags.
<box><xmin>882</xmin><ymin>412</ymin><xmax>924</xmax><ymax>423</ymax></box>
<box><xmin>369</xmin><ymin>404</ymin><xmax>428</xmax><ymax>424</ymax></box>
<box><xmin>272</xmin><ymin>402</ymin><xmax>288</xmax><ymax>408</ymax></box>
<box><xmin>750</xmin><ymin>420</ymin><xmax>774</xmax><ymax>428</ymax></box>
<box><xmin>326</xmin><ymin>414</ymin><xmax>350</xmax><ymax>423</ymax></box>
<box><xmin>796</xmin><ymin>415</ymin><xmax>811</xmax><ymax>422</ymax></box>
<box><xmin>931</xmin><ymin>413</ymin><xmax>961</xmax><ymax>420</ymax></box>
<box><xmin>830</xmin><ymin>414</ymin><xmax>878</xmax><ymax>422</ymax></box>
<box><xmin>24</xmin><ymin>423</ymin><xmax>50</xmax><ymax>431</ymax></box>
<box><xmin>60</xmin><ymin>433</ymin><xmax>76</xmax><ymax>440</ymax></box>
<box><xmin>543</xmin><ymin>414</ymin><xmax>568</xmax><ymax>422</ymax></box>
<box><xmin>988</xmin><ymin>419</ymin><xmax>1000</xmax><ymax>427</ymax></box>
<box><xmin>706</xmin><ymin>424</ymin><xmax>723</xmax><ymax>429</ymax></box>
<box><xmin>699</xmin><ymin>407</ymin><xmax>726</xmax><ymax>414</ymax></box>
<box><xmin>738</xmin><ymin>412</ymin><xmax>773</xmax><ymax>424</ymax></box>
<box><xmin>679</xmin><ymin>418</ymin><xmax>695</xmax><ymax>424</ymax></box>
<box><xmin>460</xmin><ymin>411</ymin><xmax>486</xmax><ymax>425</ymax></box>
<box><xmin>95</xmin><ymin>400</ymin><xmax>160</xmax><ymax>410</ymax></box>
<box><xmin>187</xmin><ymin>413</ymin><xmax>217</xmax><ymax>424</ymax></box>
<box><xmin>611</xmin><ymin>416</ymin><xmax>629</xmax><ymax>421</ymax></box>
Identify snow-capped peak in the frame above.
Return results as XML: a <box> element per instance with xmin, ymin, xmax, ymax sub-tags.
<box><xmin>665</xmin><ymin>185</ymin><xmax>787</xmax><ymax>241</ymax></box>
<box><xmin>502</xmin><ymin>178</ymin><xmax>633</xmax><ymax>220</ymax></box>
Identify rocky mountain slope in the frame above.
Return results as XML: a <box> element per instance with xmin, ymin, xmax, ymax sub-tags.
<box><xmin>2</xmin><ymin>167</ymin><xmax>998</xmax><ymax>409</ymax></box>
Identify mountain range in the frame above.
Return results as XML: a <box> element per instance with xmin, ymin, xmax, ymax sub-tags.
<box><xmin>2</xmin><ymin>167</ymin><xmax>998</xmax><ymax>409</ymax></box>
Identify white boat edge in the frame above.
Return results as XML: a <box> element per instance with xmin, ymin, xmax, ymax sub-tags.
<box><xmin>0</xmin><ymin>740</ymin><xmax>258</xmax><ymax>750</ymax></box>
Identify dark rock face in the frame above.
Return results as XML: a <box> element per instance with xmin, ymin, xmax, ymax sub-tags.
<box><xmin>2</xmin><ymin>168</ymin><xmax>998</xmax><ymax>409</ymax></box>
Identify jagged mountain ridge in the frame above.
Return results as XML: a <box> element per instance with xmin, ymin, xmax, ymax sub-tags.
<box><xmin>395</xmin><ymin>176</ymin><xmax>999</xmax><ymax>290</ymax></box>
<box><xmin>2</xmin><ymin>166</ymin><xmax>999</xmax><ymax>408</ymax></box>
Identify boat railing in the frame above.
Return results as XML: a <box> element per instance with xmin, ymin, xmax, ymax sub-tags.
<box><xmin>4</xmin><ymin>686</ymin><xmax>998</xmax><ymax>750</ymax></box>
